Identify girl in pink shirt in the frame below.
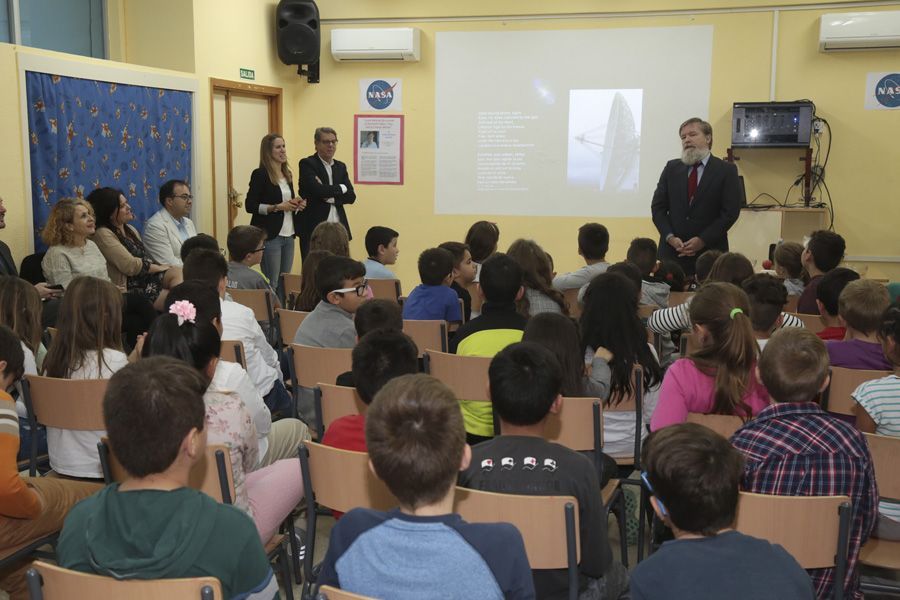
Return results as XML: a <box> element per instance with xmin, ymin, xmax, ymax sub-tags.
<box><xmin>651</xmin><ymin>282</ymin><xmax>770</xmax><ymax>431</ymax></box>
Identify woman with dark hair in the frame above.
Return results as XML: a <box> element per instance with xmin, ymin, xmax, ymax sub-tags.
<box><xmin>507</xmin><ymin>239</ymin><xmax>567</xmax><ymax>317</ymax></box>
<box><xmin>580</xmin><ymin>272</ymin><xmax>663</xmax><ymax>458</ymax></box>
<box><xmin>245</xmin><ymin>133</ymin><xmax>307</xmax><ymax>301</ymax></box>
<box><xmin>142</xmin><ymin>300</ymin><xmax>304</xmax><ymax>542</ymax></box>
<box><xmin>88</xmin><ymin>187</ymin><xmax>182</xmax><ymax>311</ymax></box>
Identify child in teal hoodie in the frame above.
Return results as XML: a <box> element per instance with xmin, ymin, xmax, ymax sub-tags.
<box><xmin>57</xmin><ymin>357</ymin><xmax>278</xmax><ymax>600</ymax></box>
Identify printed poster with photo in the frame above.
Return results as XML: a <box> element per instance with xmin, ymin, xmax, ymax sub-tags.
<box><xmin>354</xmin><ymin>114</ymin><xmax>404</xmax><ymax>185</ymax></box>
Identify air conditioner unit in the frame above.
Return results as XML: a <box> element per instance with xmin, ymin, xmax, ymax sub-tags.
<box><xmin>819</xmin><ymin>11</ymin><xmax>900</xmax><ymax>51</ymax></box>
<box><xmin>331</xmin><ymin>28</ymin><xmax>421</xmax><ymax>62</ymax></box>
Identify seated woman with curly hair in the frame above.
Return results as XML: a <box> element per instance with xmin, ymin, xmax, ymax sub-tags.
<box><xmin>40</xmin><ymin>198</ymin><xmax>155</xmax><ymax>346</ymax></box>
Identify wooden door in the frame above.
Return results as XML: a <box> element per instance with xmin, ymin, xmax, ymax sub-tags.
<box><xmin>209</xmin><ymin>79</ymin><xmax>282</xmax><ymax>239</ymax></box>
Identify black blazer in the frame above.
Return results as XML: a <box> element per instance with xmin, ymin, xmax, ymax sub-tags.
<box><xmin>245</xmin><ymin>167</ymin><xmax>302</xmax><ymax>240</ymax></box>
<box><xmin>297</xmin><ymin>153</ymin><xmax>356</xmax><ymax>247</ymax></box>
<box><xmin>0</xmin><ymin>240</ymin><xmax>17</xmax><ymax>276</ymax></box>
<box><xmin>651</xmin><ymin>155</ymin><xmax>741</xmax><ymax>271</ymax></box>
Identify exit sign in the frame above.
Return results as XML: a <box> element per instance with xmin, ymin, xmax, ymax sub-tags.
<box><xmin>240</xmin><ymin>68</ymin><xmax>255</xmax><ymax>81</ymax></box>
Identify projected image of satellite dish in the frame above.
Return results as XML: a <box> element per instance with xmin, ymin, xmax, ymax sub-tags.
<box><xmin>572</xmin><ymin>92</ymin><xmax>640</xmax><ymax>191</ymax></box>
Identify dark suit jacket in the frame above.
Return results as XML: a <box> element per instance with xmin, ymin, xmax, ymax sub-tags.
<box><xmin>650</xmin><ymin>155</ymin><xmax>741</xmax><ymax>274</ymax></box>
<box><xmin>0</xmin><ymin>240</ymin><xmax>17</xmax><ymax>276</ymax></box>
<box><xmin>244</xmin><ymin>167</ymin><xmax>302</xmax><ymax>240</ymax></box>
<box><xmin>297</xmin><ymin>153</ymin><xmax>356</xmax><ymax>254</ymax></box>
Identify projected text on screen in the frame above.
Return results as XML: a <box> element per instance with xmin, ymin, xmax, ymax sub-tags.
<box><xmin>434</xmin><ymin>26</ymin><xmax>713</xmax><ymax>218</ymax></box>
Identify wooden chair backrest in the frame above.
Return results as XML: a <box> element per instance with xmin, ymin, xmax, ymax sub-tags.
<box><xmin>317</xmin><ymin>586</ymin><xmax>376</xmax><ymax>600</ymax></box>
<box><xmin>187</xmin><ymin>445</ymin><xmax>236</xmax><ymax>503</ymax></box>
<box><xmin>735</xmin><ymin>492</ymin><xmax>849</xmax><ymax>568</ymax></box>
<box><xmin>219</xmin><ymin>340</ymin><xmax>247</xmax><ymax>370</ymax></box>
<box><xmin>402</xmin><ymin>319</ymin><xmax>448</xmax><ymax>356</ymax></box>
<box><xmin>824</xmin><ymin>366</ymin><xmax>892</xmax><ymax>415</ymax></box>
<box><xmin>277</xmin><ymin>308</ymin><xmax>309</xmax><ymax>346</ymax></box>
<box><xmin>367</xmin><ymin>279</ymin><xmax>402</xmax><ymax>303</ymax></box>
<box><xmin>424</xmin><ymin>351</ymin><xmax>491</xmax><ymax>401</ymax></box>
<box><xmin>102</xmin><ymin>439</ymin><xmax>234</xmax><ymax>504</ymax></box>
<box><xmin>564</xmin><ymin>288</ymin><xmax>582</xmax><ymax>319</ymax></box>
<box><xmin>544</xmin><ymin>397</ymin><xmax>602</xmax><ymax>451</ymax></box>
<box><xmin>226</xmin><ymin>288</ymin><xmax>274</xmax><ymax>322</ymax></box>
<box><xmin>668</xmin><ymin>291</ymin><xmax>694</xmax><ymax>307</ymax></box>
<box><xmin>454</xmin><ymin>487</ymin><xmax>580</xmax><ymax>568</ymax></box>
<box><xmin>23</xmin><ymin>376</ymin><xmax>108</xmax><ymax>430</ymax></box>
<box><xmin>290</xmin><ymin>344</ymin><xmax>353</xmax><ymax>388</ymax></box>
<box><xmin>317</xmin><ymin>384</ymin><xmax>367</xmax><ymax>433</ymax></box>
<box><xmin>685</xmin><ymin>413</ymin><xmax>744</xmax><ymax>439</ymax></box>
<box><xmin>864</xmin><ymin>433</ymin><xmax>900</xmax><ymax>500</ymax></box>
<box><xmin>282</xmin><ymin>273</ymin><xmax>302</xmax><ymax>298</ymax></box>
<box><xmin>303</xmin><ymin>441</ymin><xmax>396</xmax><ymax>513</ymax></box>
<box><xmin>458</xmin><ymin>298</ymin><xmax>466</xmax><ymax>323</ymax></box>
<box><xmin>638</xmin><ymin>304</ymin><xmax>657</xmax><ymax>319</ymax></box>
<box><xmin>26</xmin><ymin>561</ymin><xmax>222</xmax><ymax>600</ymax></box>
<box><xmin>783</xmin><ymin>295</ymin><xmax>800</xmax><ymax>313</ymax></box>
<box><xmin>466</xmin><ymin>282</ymin><xmax>482</xmax><ymax>313</ymax></box>
<box><xmin>787</xmin><ymin>312</ymin><xmax>825</xmax><ymax>334</ymax></box>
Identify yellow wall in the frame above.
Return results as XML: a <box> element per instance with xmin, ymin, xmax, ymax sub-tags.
<box><xmin>0</xmin><ymin>44</ymin><xmax>28</xmax><ymax>258</ymax></box>
<box><xmin>1</xmin><ymin>1</ymin><xmax>898</xmax><ymax>290</ymax></box>
<box><xmin>121</xmin><ymin>0</ymin><xmax>196</xmax><ymax>73</ymax></box>
<box><xmin>295</xmin><ymin>3</ymin><xmax>900</xmax><ymax>288</ymax></box>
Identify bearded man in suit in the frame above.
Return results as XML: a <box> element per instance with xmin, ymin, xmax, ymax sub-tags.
<box><xmin>651</xmin><ymin>118</ymin><xmax>741</xmax><ymax>276</ymax></box>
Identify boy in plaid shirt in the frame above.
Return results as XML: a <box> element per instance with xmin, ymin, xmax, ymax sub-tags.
<box><xmin>731</xmin><ymin>328</ymin><xmax>877</xmax><ymax>600</ymax></box>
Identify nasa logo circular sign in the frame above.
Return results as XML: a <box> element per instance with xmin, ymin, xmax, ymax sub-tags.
<box><xmin>874</xmin><ymin>73</ymin><xmax>900</xmax><ymax>108</ymax></box>
<box><xmin>366</xmin><ymin>80</ymin><xmax>396</xmax><ymax>110</ymax></box>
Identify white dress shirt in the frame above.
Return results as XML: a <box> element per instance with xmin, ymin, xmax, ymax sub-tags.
<box><xmin>220</xmin><ymin>298</ymin><xmax>281</xmax><ymax>397</ymax></box>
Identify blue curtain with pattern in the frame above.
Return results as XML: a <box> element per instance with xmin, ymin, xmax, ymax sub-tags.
<box><xmin>25</xmin><ymin>72</ymin><xmax>192</xmax><ymax>251</ymax></box>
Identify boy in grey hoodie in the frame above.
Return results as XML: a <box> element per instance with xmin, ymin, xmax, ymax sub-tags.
<box><xmin>58</xmin><ymin>357</ymin><xmax>278</xmax><ymax>600</ymax></box>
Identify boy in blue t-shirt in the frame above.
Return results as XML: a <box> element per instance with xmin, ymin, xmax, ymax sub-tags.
<box><xmin>631</xmin><ymin>422</ymin><xmax>813</xmax><ymax>600</ymax></box>
<box><xmin>318</xmin><ymin>373</ymin><xmax>534</xmax><ymax>599</ymax></box>
<box><xmin>401</xmin><ymin>247</ymin><xmax>462</xmax><ymax>324</ymax></box>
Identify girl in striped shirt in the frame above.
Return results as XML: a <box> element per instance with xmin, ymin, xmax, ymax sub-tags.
<box><xmin>853</xmin><ymin>302</ymin><xmax>900</xmax><ymax>540</ymax></box>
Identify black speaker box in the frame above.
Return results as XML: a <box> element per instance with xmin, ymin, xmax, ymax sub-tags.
<box><xmin>276</xmin><ymin>0</ymin><xmax>320</xmax><ymax>65</ymax></box>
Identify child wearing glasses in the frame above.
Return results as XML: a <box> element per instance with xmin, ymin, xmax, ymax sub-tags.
<box><xmin>293</xmin><ymin>255</ymin><xmax>367</xmax><ymax>349</ymax></box>
<box><xmin>632</xmin><ymin>422</ymin><xmax>813</xmax><ymax>599</ymax></box>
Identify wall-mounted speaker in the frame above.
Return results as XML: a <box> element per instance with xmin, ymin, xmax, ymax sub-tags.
<box><xmin>276</xmin><ymin>0</ymin><xmax>320</xmax><ymax>66</ymax></box>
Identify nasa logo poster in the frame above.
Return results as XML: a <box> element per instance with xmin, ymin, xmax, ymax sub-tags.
<box><xmin>360</xmin><ymin>79</ymin><xmax>403</xmax><ymax>111</ymax></box>
<box><xmin>865</xmin><ymin>72</ymin><xmax>900</xmax><ymax>110</ymax></box>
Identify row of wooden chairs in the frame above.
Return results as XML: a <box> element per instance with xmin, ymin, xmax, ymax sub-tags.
<box><xmin>296</xmin><ymin>438</ymin><xmax>862</xmax><ymax>600</ymax></box>
<box><xmin>275</xmin><ymin>309</ymin><xmax>449</xmax><ymax>357</ymax></box>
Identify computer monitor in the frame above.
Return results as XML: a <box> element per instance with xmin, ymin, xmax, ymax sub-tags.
<box><xmin>731</xmin><ymin>102</ymin><xmax>814</xmax><ymax>148</ymax></box>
